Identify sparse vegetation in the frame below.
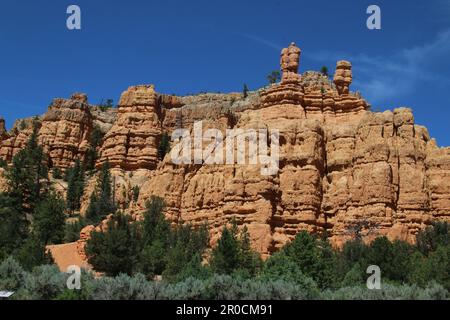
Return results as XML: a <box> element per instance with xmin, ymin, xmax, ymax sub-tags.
<box><xmin>267</xmin><ymin>70</ymin><xmax>281</xmax><ymax>84</ymax></box>
<box><xmin>243</xmin><ymin>84</ymin><xmax>249</xmax><ymax>98</ymax></box>
<box><xmin>157</xmin><ymin>132</ymin><xmax>171</xmax><ymax>161</ymax></box>
<box><xmin>85</xmin><ymin>160</ymin><xmax>116</xmax><ymax>224</ymax></box>
<box><xmin>85</xmin><ymin>125</ymin><xmax>104</xmax><ymax>172</ymax></box>
<box><xmin>98</xmin><ymin>99</ymin><xmax>114</xmax><ymax>112</ymax></box>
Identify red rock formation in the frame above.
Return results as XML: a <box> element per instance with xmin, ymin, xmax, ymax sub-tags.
<box><xmin>38</xmin><ymin>93</ymin><xmax>93</xmax><ymax>169</ymax></box>
<box><xmin>0</xmin><ymin>118</ymin><xmax>36</xmax><ymax>163</ymax></box>
<box><xmin>98</xmin><ymin>85</ymin><xmax>162</xmax><ymax>170</ymax></box>
<box><xmin>1</xmin><ymin>42</ymin><xmax>449</xmax><ymax>259</ymax></box>
<box><xmin>333</xmin><ymin>60</ymin><xmax>353</xmax><ymax>95</ymax></box>
<box><xmin>0</xmin><ymin>118</ymin><xmax>7</xmax><ymax>141</ymax></box>
<box><xmin>0</xmin><ymin>94</ymin><xmax>93</xmax><ymax>170</ymax></box>
<box><xmin>133</xmin><ymin>43</ymin><xmax>449</xmax><ymax>256</ymax></box>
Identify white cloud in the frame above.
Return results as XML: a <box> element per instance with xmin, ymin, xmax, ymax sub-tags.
<box><xmin>238</xmin><ymin>33</ymin><xmax>282</xmax><ymax>51</ymax></box>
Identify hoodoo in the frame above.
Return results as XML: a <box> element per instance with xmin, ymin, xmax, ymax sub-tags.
<box><xmin>0</xmin><ymin>42</ymin><xmax>449</xmax><ymax>260</ymax></box>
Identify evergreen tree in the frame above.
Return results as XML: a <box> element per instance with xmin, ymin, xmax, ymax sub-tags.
<box><xmin>163</xmin><ymin>223</ymin><xmax>209</xmax><ymax>282</ymax></box>
<box><xmin>281</xmin><ymin>231</ymin><xmax>337</xmax><ymax>289</ymax></box>
<box><xmin>33</xmin><ymin>192</ymin><xmax>66</xmax><ymax>245</ymax></box>
<box><xmin>237</xmin><ymin>225</ymin><xmax>262</xmax><ymax>277</ymax></box>
<box><xmin>261</xmin><ymin>251</ymin><xmax>319</xmax><ymax>292</ymax></box>
<box><xmin>340</xmin><ymin>263</ymin><xmax>364</xmax><ymax>287</ymax></box>
<box><xmin>85</xmin><ymin>193</ymin><xmax>100</xmax><ymax>222</ymax></box>
<box><xmin>267</xmin><ymin>70</ymin><xmax>281</xmax><ymax>84</ymax></box>
<box><xmin>0</xmin><ymin>193</ymin><xmax>28</xmax><ymax>256</ymax></box>
<box><xmin>138</xmin><ymin>196</ymin><xmax>170</xmax><ymax>277</ymax></box>
<box><xmin>64</xmin><ymin>217</ymin><xmax>87</xmax><ymax>243</ymax></box>
<box><xmin>85</xmin><ymin>212</ymin><xmax>140</xmax><ymax>276</ymax></box>
<box><xmin>141</xmin><ymin>196</ymin><xmax>169</xmax><ymax>245</ymax></box>
<box><xmin>320</xmin><ymin>66</ymin><xmax>329</xmax><ymax>77</ymax></box>
<box><xmin>66</xmin><ymin>159</ymin><xmax>85</xmax><ymax>213</ymax></box>
<box><xmin>416</xmin><ymin>222</ymin><xmax>450</xmax><ymax>256</ymax></box>
<box><xmin>86</xmin><ymin>161</ymin><xmax>116</xmax><ymax>223</ymax></box>
<box><xmin>6</xmin><ymin>127</ymin><xmax>48</xmax><ymax>214</ymax></box>
<box><xmin>98</xmin><ymin>161</ymin><xmax>115</xmax><ymax>212</ymax></box>
<box><xmin>14</xmin><ymin>236</ymin><xmax>54</xmax><ymax>271</ymax></box>
<box><xmin>210</xmin><ymin>225</ymin><xmax>241</xmax><ymax>275</ymax></box>
<box><xmin>85</xmin><ymin>125</ymin><xmax>104</xmax><ymax>172</ymax></box>
<box><xmin>243</xmin><ymin>84</ymin><xmax>249</xmax><ymax>98</ymax></box>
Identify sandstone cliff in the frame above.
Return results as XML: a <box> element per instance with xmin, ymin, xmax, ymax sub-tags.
<box><xmin>1</xmin><ymin>43</ymin><xmax>450</xmax><ymax>258</ymax></box>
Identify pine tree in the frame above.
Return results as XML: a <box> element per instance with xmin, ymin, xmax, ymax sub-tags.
<box><xmin>237</xmin><ymin>225</ymin><xmax>262</xmax><ymax>277</ymax></box>
<box><xmin>6</xmin><ymin>127</ymin><xmax>48</xmax><ymax>214</ymax></box>
<box><xmin>66</xmin><ymin>159</ymin><xmax>85</xmax><ymax>214</ymax></box>
<box><xmin>210</xmin><ymin>226</ymin><xmax>240</xmax><ymax>274</ymax></box>
<box><xmin>267</xmin><ymin>70</ymin><xmax>281</xmax><ymax>84</ymax></box>
<box><xmin>142</xmin><ymin>196</ymin><xmax>169</xmax><ymax>245</ymax></box>
<box><xmin>33</xmin><ymin>192</ymin><xmax>66</xmax><ymax>245</ymax></box>
<box><xmin>85</xmin><ymin>212</ymin><xmax>140</xmax><ymax>276</ymax></box>
<box><xmin>85</xmin><ymin>125</ymin><xmax>104</xmax><ymax>172</ymax></box>
<box><xmin>243</xmin><ymin>84</ymin><xmax>249</xmax><ymax>98</ymax></box>
<box><xmin>0</xmin><ymin>193</ymin><xmax>28</xmax><ymax>256</ymax></box>
<box><xmin>86</xmin><ymin>161</ymin><xmax>116</xmax><ymax>223</ymax></box>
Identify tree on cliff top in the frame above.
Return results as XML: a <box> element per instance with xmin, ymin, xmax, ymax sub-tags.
<box><xmin>267</xmin><ymin>70</ymin><xmax>281</xmax><ymax>84</ymax></box>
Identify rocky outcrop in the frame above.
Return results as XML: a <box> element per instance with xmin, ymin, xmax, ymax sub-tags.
<box><xmin>0</xmin><ymin>118</ymin><xmax>36</xmax><ymax>163</ymax></box>
<box><xmin>132</xmin><ymin>43</ymin><xmax>449</xmax><ymax>256</ymax></box>
<box><xmin>38</xmin><ymin>93</ymin><xmax>93</xmax><ymax>169</ymax></box>
<box><xmin>2</xmin><ymin>42</ymin><xmax>450</xmax><ymax>258</ymax></box>
<box><xmin>0</xmin><ymin>118</ymin><xmax>7</xmax><ymax>140</ymax></box>
<box><xmin>98</xmin><ymin>85</ymin><xmax>162</xmax><ymax>170</ymax></box>
<box><xmin>333</xmin><ymin>60</ymin><xmax>352</xmax><ymax>95</ymax></box>
<box><xmin>0</xmin><ymin>94</ymin><xmax>93</xmax><ymax>169</ymax></box>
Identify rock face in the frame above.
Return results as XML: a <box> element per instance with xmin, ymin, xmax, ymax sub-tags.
<box><xmin>0</xmin><ymin>94</ymin><xmax>93</xmax><ymax>169</ymax></box>
<box><xmin>2</xmin><ymin>42</ymin><xmax>450</xmax><ymax>258</ymax></box>
<box><xmin>132</xmin><ymin>43</ymin><xmax>450</xmax><ymax>256</ymax></box>
<box><xmin>38</xmin><ymin>93</ymin><xmax>93</xmax><ymax>169</ymax></box>
<box><xmin>0</xmin><ymin>118</ymin><xmax>7</xmax><ymax>140</ymax></box>
<box><xmin>98</xmin><ymin>85</ymin><xmax>162</xmax><ymax>170</ymax></box>
<box><xmin>0</xmin><ymin>118</ymin><xmax>36</xmax><ymax>163</ymax></box>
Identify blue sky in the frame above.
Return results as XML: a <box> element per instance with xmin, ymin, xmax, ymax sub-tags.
<box><xmin>0</xmin><ymin>0</ymin><xmax>449</xmax><ymax>145</ymax></box>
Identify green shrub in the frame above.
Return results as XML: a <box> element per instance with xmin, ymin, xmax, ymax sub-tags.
<box><xmin>18</xmin><ymin>265</ymin><xmax>65</xmax><ymax>300</ymax></box>
<box><xmin>0</xmin><ymin>256</ymin><xmax>26</xmax><ymax>291</ymax></box>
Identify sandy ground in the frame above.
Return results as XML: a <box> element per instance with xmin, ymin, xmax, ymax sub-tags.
<box><xmin>47</xmin><ymin>242</ymin><xmax>91</xmax><ymax>272</ymax></box>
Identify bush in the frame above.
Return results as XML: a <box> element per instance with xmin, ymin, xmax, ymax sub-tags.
<box><xmin>0</xmin><ymin>256</ymin><xmax>26</xmax><ymax>291</ymax></box>
<box><xmin>52</xmin><ymin>167</ymin><xmax>62</xmax><ymax>179</ymax></box>
<box><xmin>260</xmin><ymin>251</ymin><xmax>319</xmax><ymax>296</ymax></box>
<box><xmin>64</xmin><ymin>218</ymin><xmax>87</xmax><ymax>243</ymax></box>
<box><xmin>86</xmin><ymin>212</ymin><xmax>141</xmax><ymax>277</ymax></box>
<box><xmin>18</xmin><ymin>265</ymin><xmax>65</xmax><ymax>300</ymax></box>
<box><xmin>416</xmin><ymin>222</ymin><xmax>449</xmax><ymax>256</ymax></box>
<box><xmin>324</xmin><ymin>282</ymin><xmax>448</xmax><ymax>300</ymax></box>
<box><xmin>88</xmin><ymin>274</ymin><xmax>167</xmax><ymax>300</ymax></box>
